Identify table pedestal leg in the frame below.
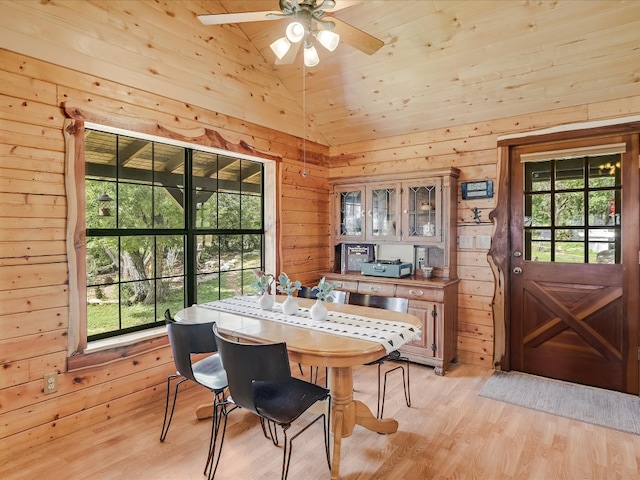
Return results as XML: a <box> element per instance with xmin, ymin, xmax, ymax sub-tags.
<box><xmin>328</xmin><ymin>366</ymin><xmax>399</xmax><ymax>479</ymax></box>
<box><xmin>197</xmin><ymin>364</ymin><xmax>400</xmax><ymax>479</ymax></box>
<box><xmin>196</xmin><ymin>404</ymin><xmax>213</xmax><ymax>420</ymax></box>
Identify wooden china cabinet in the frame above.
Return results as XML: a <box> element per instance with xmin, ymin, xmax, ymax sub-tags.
<box><xmin>328</xmin><ymin>167</ymin><xmax>460</xmax><ymax>375</ymax></box>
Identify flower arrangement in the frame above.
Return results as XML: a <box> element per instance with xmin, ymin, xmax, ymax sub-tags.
<box><xmin>313</xmin><ymin>277</ymin><xmax>335</xmax><ymax>302</ymax></box>
<box><xmin>276</xmin><ymin>272</ymin><xmax>301</xmax><ymax>296</ymax></box>
<box><xmin>252</xmin><ymin>269</ymin><xmax>274</xmax><ymax>294</ymax></box>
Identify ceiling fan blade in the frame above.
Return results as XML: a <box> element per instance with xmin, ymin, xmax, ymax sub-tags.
<box><xmin>275</xmin><ymin>41</ymin><xmax>302</xmax><ymax>65</ymax></box>
<box><xmin>327</xmin><ymin>16</ymin><xmax>384</xmax><ymax>55</ymax></box>
<box><xmin>198</xmin><ymin>11</ymin><xmax>282</xmax><ymax>25</ymax></box>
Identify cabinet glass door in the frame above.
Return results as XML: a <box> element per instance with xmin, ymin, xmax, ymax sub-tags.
<box><xmin>405</xmin><ymin>180</ymin><xmax>441</xmax><ymax>241</ymax></box>
<box><xmin>337</xmin><ymin>188</ymin><xmax>364</xmax><ymax>239</ymax></box>
<box><xmin>368</xmin><ymin>185</ymin><xmax>400</xmax><ymax>240</ymax></box>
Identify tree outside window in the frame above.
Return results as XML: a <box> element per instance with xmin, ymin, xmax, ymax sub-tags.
<box><xmin>85</xmin><ymin>130</ymin><xmax>264</xmax><ymax>340</ymax></box>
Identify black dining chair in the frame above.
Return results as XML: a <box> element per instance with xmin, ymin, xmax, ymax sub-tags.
<box><xmin>298</xmin><ymin>286</ymin><xmax>347</xmax><ymax>304</ymax></box>
<box><xmin>210</xmin><ymin>325</ymin><xmax>331</xmax><ymax>480</ymax></box>
<box><xmin>297</xmin><ymin>285</ymin><xmax>319</xmax><ymax>299</ymax></box>
<box><xmin>160</xmin><ymin>312</ymin><xmax>228</xmax><ymax>477</ymax></box>
<box><xmin>347</xmin><ymin>292</ymin><xmax>411</xmax><ymax>419</ymax></box>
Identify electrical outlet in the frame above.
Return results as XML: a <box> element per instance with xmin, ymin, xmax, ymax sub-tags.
<box><xmin>458</xmin><ymin>235</ymin><xmax>474</xmax><ymax>249</ymax></box>
<box><xmin>44</xmin><ymin>372</ymin><xmax>58</xmax><ymax>395</ymax></box>
<box><xmin>476</xmin><ymin>235</ymin><xmax>492</xmax><ymax>250</ymax></box>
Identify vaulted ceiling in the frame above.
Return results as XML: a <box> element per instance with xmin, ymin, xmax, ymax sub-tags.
<box><xmin>204</xmin><ymin>0</ymin><xmax>640</xmax><ymax>145</ymax></box>
<box><xmin>2</xmin><ymin>0</ymin><xmax>640</xmax><ymax>148</ymax></box>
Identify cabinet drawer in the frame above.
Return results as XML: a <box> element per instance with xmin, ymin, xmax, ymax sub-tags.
<box><xmin>395</xmin><ymin>284</ymin><xmax>444</xmax><ymax>302</ymax></box>
<box><xmin>357</xmin><ymin>281</ymin><xmax>396</xmax><ymax>296</ymax></box>
<box><xmin>326</xmin><ymin>277</ymin><xmax>358</xmax><ymax>292</ymax></box>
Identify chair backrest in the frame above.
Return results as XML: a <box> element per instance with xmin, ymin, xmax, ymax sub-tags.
<box><xmin>331</xmin><ymin>290</ymin><xmax>347</xmax><ymax>304</ymax></box>
<box><xmin>347</xmin><ymin>293</ymin><xmax>409</xmax><ymax>313</ymax></box>
<box><xmin>213</xmin><ymin>325</ymin><xmax>292</xmax><ymax>415</ymax></box>
<box><xmin>298</xmin><ymin>286</ymin><xmax>318</xmax><ymax>299</ymax></box>
<box><xmin>167</xmin><ymin>321</ymin><xmax>219</xmax><ymax>382</ymax></box>
<box><xmin>299</xmin><ymin>286</ymin><xmax>347</xmax><ymax>304</ymax></box>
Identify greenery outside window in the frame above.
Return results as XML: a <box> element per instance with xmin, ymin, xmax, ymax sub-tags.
<box><xmin>523</xmin><ymin>154</ymin><xmax>622</xmax><ymax>263</ymax></box>
<box><xmin>85</xmin><ymin>129</ymin><xmax>264</xmax><ymax>341</ymax></box>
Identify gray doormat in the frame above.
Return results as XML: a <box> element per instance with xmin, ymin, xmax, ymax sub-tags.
<box><xmin>479</xmin><ymin>370</ymin><xmax>640</xmax><ymax>435</ymax></box>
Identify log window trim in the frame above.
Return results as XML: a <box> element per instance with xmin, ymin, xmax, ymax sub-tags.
<box><xmin>64</xmin><ymin>109</ymin><xmax>278</xmax><ymax>361</ymax></box>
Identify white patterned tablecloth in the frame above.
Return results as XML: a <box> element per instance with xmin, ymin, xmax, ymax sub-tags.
<box><xmin>198</xmin><ymin>295</ymin><xmax>421</xmax><ymax>354</ymax></box>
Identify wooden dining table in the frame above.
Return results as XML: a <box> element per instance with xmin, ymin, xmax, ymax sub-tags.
<box><xmin>175</xmin><ymin>296</ymin><xmax>422</xmax><ymax>479</ymax></box>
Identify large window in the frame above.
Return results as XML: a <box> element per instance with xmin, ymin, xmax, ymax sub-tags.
<box><xmin>85</xmin><ymin>129</ymin><xmax>264</xmax><ymax>341</ymax></box>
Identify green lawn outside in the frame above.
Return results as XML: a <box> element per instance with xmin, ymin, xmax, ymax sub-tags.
<box><xmin>87</xmin><ymin>271</ymin><xmax>256</xmax><ymax>336</ymax></box>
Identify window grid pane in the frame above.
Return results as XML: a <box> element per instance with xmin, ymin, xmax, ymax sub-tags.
<box><xmin>85</xmin><ymin>129</ymin><xmax>264</xmax><ymax>341</ymax></box>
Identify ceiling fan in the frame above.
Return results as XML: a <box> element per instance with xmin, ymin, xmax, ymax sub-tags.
<box><xmin>198</xmin><ymin>0</ymin><xmax>384</xmax><ymax>66</ymax></box>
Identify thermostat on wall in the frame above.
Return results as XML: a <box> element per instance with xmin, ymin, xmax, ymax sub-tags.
<box><xmin>461</xmin><ymin>180</ymin><xmax>493</xmax><ymax>199</ymax></box>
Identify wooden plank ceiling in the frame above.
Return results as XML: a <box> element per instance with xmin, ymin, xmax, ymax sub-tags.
<box><xmin>203</xmin><ymin>0</ymin><xmax>640</xmax><ymax>146</ymax></box>
<box><xmin>2</xmin><ymin>0</ymin><xmax>639</xmax><ymax>148</ymax></box>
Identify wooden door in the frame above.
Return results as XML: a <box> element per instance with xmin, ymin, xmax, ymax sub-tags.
<box><xmin>509</xmin><ymin>135</ymin><xmax>639</xmax><ymax>393</ymax></box>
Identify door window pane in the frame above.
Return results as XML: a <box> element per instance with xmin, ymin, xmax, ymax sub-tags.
<box><xmin>525</xmin><ymin>193</ymin><xmax>551</xmax><ymax>227</ymax></box>
<box><xmin>588</xmin><ymin>190</ymin><xmax>618</xmax><ymax>226</ymax></box>
<box><xmin>555</xmin><ymin>157</ymin><xmax>584</xmax><ymax>190</ymax></box>
<box><xmin>523</xmin><ymin>155</ymin><xmax>621</xmax><ymax>263</ymax></box>
<box><xmin>554</xmin><ymin>241</ymin><xmax>584</xmax><ymax>263</ymax></box>
<box><xmin>589</xmin><ymin>155</ymin><xmax>621</xmax><ymax>188</ymax></box>
<box><xmin>555</xmin><ymin>192</ymin><xmax>584</xmax><ymax>226</ymax></box>
<box><xmin>525</xmin><ymin>161</ymin><xmax>551</xmax><ymax>191</ymax></box>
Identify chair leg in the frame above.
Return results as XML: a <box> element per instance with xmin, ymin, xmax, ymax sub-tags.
<box><xmin>159</xmin><ymin>374</ymin><xmax>186</xmax><ymax>442</ymax></box>
<box><xmin>403</xmin><ymin>358</ymin><xmax>411</xmax><ymax>407</ymax></box>
<box><xmin>279</xmin><ymin>399</ymin><xmax>331</xmax><ymax>480</ymax></box>
<box><xmin>323</xmin><ymin>397</ymin><xmax>332</xmax><ymax>470</ymax></box>
<box><xmin>206</xmin><ymin>402</ymin><xmax>238</xmax><ymax>480</ymax></box>
<box><xmin>379</xmin><ymin>361</ymin><xmax>411</xmax><ymax>419</ymax></box>
<box><xmin>376</xmin><ymin>362</ymin><xmax>383</xmax><ymax>419</ymax></box>
<box><xmin>308</xmin><ymin>366</ymin><xmax>327</xmax><ymax>387</ymax></box>
<box><xmin>204</xmin><ymin>391</ymin><xmax>225</xmax><ymax>476</ymax></box>
<box><xmin>262</xmin><ymin>417</ymin><xmax>280</xmax><ymax>445</ymax></box>
<box><xmin>281</xmin><ymin>425</ymin><xmax>292</xmax><ymax>480</ymax></box>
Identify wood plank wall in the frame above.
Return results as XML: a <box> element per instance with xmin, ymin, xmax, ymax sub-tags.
<box><xmin>2</xmin><ymin>1</ymin><xmax>640</xmax><ymax>460</ymax></box>
<box><xmin>327</xmin><ymin>94</ymin><xmax>640</xmax><ymax>369</ymax></box>
<box><xmin>3</xmin><ymin>48</ymin><xmax>640</xmax><ymax>460</ymax></box>
<box><xmin>0</xmin><ymin>48</ymin><xmax>331</xmax><ymax>460</ymax></box>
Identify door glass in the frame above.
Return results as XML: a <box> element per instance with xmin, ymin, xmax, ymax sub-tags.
<box><xmin>370</xmin><ymin>188</ymin><xmax>397</xmax><ymax>237</ymax></box>
<box><xmin>523</xmin><ymin>154</ymin><xmax>621</xmax><ymax>263</ymax></box>
<box><xmin>340</xmin><ymin>190</ymin><xmax>362</xmax><ymax>236</ymax></box>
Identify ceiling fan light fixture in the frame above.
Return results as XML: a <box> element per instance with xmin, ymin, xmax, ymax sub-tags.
<box><xmin>270</xmin><ymin>36</ymin><xmax>292</xmax><ymax>59</ymax></box>
<box><xmin>285</xmin><ymin>21</ymin><xmax>305</xmax><ymax>43</ymax></box>
<box><xmin>304</xmin><ymin>43</ymin><xmax>320</xmax><ymax>67</ymax></box>
<box><xmin>316</xmin><ymin>29</ymin><xmax>340</xmax><ymax>52</ymax></box>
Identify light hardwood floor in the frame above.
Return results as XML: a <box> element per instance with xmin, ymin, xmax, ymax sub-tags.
<box><xmin>3</xmin><ymin>362</ymin><xmax>640</xmax><ymax>479</ymax></box>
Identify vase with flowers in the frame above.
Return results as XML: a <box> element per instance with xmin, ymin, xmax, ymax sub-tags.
<box><xmin>276</xmin><ymin>272</ymin><xmax>301</xmax><ymax>315</ymax></box>
<box><xmin>309</xmin><ymin>277</ymin><xmax>335</xmax><ymax>321</ymax></box>
<box><xmin>252</xmin><ymin>269</ymin><xmax>275</xmax><ymax>310</ymax></box>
